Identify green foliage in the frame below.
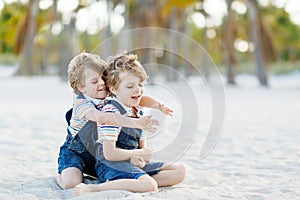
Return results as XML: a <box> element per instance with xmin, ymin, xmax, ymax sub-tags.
<box><xmin>219</xmin><ymin>61</ymin><xmax>300</xmax><ymax>75</ymax></box>
<box><xmin>1</xmin><ymin>0</ymin><xmax>300</xmax><ymax>77</ymax></box>
<box><xmin>0</xmin><ymin>53</ymin><xmax>18</xmax><ymax>65</ymax></box>
<box><xmin>163</xmin><ymin>0</ymin><xmax>196</xmax><ymax>14</ymax></box>
<box><xmin>0</xmin><ymin>2</ymin><xmax>26</xmax><ymax>53</ymax></box>
<box><xmin>270</xmin><ymin>61</ymin><xmax>300</xmax><ymax>74</ymax></box>
<box><xmin>261</xmin><ymin>6</ymin><xmax>300</xmax><ymax>61</ymax></box>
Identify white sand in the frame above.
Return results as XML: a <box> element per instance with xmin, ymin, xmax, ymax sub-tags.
<box><xmin>0</xmin><ymin>66</ymin><xmax>300</xmax><ymax>199</ymax></box>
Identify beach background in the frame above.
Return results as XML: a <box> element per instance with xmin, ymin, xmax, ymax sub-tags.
<box><xmin>0</xmin><ymin>66</ymin><xmax>299</xmax><ymax>199</ymax></box>
<box><xmin>1</xmin><ymin>1</ymin><xmax>300</xmax><ymax>198</ymax></box>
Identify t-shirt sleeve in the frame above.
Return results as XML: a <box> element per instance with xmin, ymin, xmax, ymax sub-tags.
<box><xmin>73</xmin><ymin>98</ymin><xmax>95</xmax><ymax>119</ymax></box>
<box><xmin>97</xmin><ymin>104</ymin><xmax>120</xmax><ymax>143</ymax></box>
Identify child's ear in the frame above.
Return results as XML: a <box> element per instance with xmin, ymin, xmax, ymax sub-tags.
<box><xmin>110</xmin><ymin>86</ymin><xmax>117</xmax><ymax>96</ymax></box>
<box><xmin>77</xmin><ymin>84</ymin><xmax>85</xmax><ymax>93</ymax></box>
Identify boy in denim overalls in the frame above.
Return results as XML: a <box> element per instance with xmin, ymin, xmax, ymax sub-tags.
<box><xmin>74</xmin><ymin>52</ymin><xmax>186</xmax><ymax>195</ymax></box>
<box><xmin>57</xmin><ymin>53</ymin><xmax>173</xmax><ymax>189</ymax></box>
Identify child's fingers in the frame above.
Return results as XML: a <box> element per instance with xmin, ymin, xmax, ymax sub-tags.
<box><xmin>131</xmin><ymin>156</ymin><xmax>146</xmax><ymax>168</ymax></box>
<box><xmin>165</xmin><ymin>109</ymin><xmax>173</xmax><ymax>116</ymax></box>
<box><xmin>151</xmin><ymin>118</ymin><xmax>160</xmax><ymax>125</ymax></box>
<box><xmin>137</xmin><ymin>156</ymin><xmax>144</xmax><ymax>162</ymax></box>
<box><xmin>159</xmin><ymin>104</ymin><xmax>174</xmax><ymax>116</ymax></box>
<box><xmin>167</xmin><ymin>107</ymin><xmax>174</xmax><ymax>113</ymax></box>
<box><xmin>145</xmin><ymin>127</ymin><xmax>157</xmax><ymax>133</ymax></box>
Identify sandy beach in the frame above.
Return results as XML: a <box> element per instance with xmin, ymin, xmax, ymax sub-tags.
<box><xmin>0</xmin><ymin>66</ymin><xmax>299</xmax><ymax>199</ymax></box>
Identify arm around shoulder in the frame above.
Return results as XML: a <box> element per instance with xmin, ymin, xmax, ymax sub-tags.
<box><xmin>84</xmin><ymin>108</ymin><xmax>157</xmax><ymax>132</ymax></box>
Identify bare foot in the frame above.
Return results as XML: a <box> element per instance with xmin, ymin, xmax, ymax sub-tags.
<box><xmin>74</xmin><ymin>183</ymin><xmax>91</xmax><ymax>196</ymax></box>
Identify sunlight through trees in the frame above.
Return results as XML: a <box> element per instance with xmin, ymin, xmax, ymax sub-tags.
<box><xmin>0</xmin><ymin>0</ymin><xmax>299</xmax><ymax>85</ymax></box>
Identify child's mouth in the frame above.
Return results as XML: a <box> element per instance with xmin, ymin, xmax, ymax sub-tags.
<box><xmin>131</xmin><ymin>95</ymin><xmax>141</xmax><ymax>101</ymax></box>
<box><xmin>98</xmin><ymin>87</ymin><xmax>107</xmax><ymax>92</ymax></box>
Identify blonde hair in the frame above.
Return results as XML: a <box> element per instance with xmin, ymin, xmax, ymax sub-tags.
<box><xmin>68</xmin><ymin>53</ymin><xmax>107</xmax><ymax>94</ymax></box>
<box><xmin>106</xmin><ymin>52</ymin><xmax>147</xmax><ymax>95</ymax></box>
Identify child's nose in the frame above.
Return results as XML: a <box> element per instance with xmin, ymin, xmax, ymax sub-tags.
<box><xmin>98</xmin><ymin>78</ymin><xmax>105</xmax><ymax>85</ymax></box>
<box><xmin>136</xmin><ymin>85</ymin><xmax>142</xmax><ymax>91</ymax></box>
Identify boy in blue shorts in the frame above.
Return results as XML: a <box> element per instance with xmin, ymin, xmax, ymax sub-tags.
<box><xmin>57</xmin><ymin>53</ymin><xmax>173</xmax><ymax>189</ymax></box>
<box><xmin>74</xmin><ymin>52</ymin><xmax>186</xmax><ymax>195</ymax></box>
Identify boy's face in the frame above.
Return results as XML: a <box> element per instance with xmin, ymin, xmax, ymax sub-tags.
<box><xmin>112</xmin><ymin>72</ymin><xmax>145</xmax><ymax>108</ymax></box>
<box><xmin>78</xmin><ymin>68</ymin><xmax>107</xmax><ymax>99</ymax></box>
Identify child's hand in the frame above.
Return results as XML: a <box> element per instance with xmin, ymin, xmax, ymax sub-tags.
<box><xmin>140</xmin><ymin>147</ymin><xmax>153</xmax><ymax>163</ymax></box>
<box><xmin>130</xmin><ymin>155</ymin><xmax>146</xmax><ymax>168</ymax></box>
<box><xmin>137</xmin><ymin>115</ymin><xmax>159</xmax><ymax>133</ymax></box>
<box><xmin>153</xmin><ymin>102</ymin><xmax>173</xmax><ymax>116</ymax></box>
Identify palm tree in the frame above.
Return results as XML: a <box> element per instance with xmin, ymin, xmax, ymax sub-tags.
<box><xmin>224</xmin><ymin>0</ymin><xmax>237</xmax><ymax>84</ymax></box>
<box><xmin>247</xmin><ymin>0</ymin><xmax>268</xmax><ymax>86</ymax></box>
<box><xmin>15</xmin><ymin>0</ymin><xmax>39</xmax><ymax>75</ymax></box>
<box><xmin>57</xmin><ymin>1</ymin><xmax>87</xmax><ymax>80</ymax></box>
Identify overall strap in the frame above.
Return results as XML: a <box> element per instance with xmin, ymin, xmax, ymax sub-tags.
<box><xmin>77</xmin><ymin>120</ymin><xmax>98</xmax><ymax>156</ymax></box>
<box><xmin>106</xmin><ymin>100</ymin><xmax>127</xmax><ymax>115</ymax></box>
<box><xmin>77</xmin><ymin>93</ymin><xmax>85</xmax><ymax>99</ymax></box>
<box><xmin>65</xmin><ymin>108</ymin><xmax>73</xmax><ymax>126</ymax></box>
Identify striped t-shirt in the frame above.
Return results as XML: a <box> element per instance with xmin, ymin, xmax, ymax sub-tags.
<box><xmin>68</xmin><ymin>94</ymin><xmax>104</xmax><ymax>137</ymax></box>
<box><xmin>97</xmin><ymin>101</ymin><xmax>146</xmax><ymax>143</ymax></box>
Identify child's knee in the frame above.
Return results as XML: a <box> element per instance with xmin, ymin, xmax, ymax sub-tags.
<box><xmin>139</xmin><ymin>176</ymin><xmax>158</xmax><ymax>192</ymax></box>
<box><xmin>145</xmin><ymin>179</ymin><xmax>158</xmax><ymax>192</ymax></box>
<box><xmin>61</xmin><ymin>180</ymin><xmax>80</xmax><ymax>189</ymax></box>
<box><xmin>175</xmin><ymin>163</ymin><xmax>187</xmax><ymax>182</ymax></box>
<box><xmin>59</xmin><ymin>176</ymin><xmax>82</xmax><ymax>189</ymax></box>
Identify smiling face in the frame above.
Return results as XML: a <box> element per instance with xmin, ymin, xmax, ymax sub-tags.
<box><xmin>111</xmin><ymin>72</ymin><xmax>145</xmax><ymax>107</ymax></box>
<box><xmin>105</xmin><ymin>53</ymin><xmax>147</xmax><ymax>106</ymax></box>
<box><xmin>77</xmin><ymin>67</ymin><xmax>107</xmax><ymax>100</ymax></box>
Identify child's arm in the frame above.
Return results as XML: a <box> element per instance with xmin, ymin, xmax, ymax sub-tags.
<box><xmin>102</xmin><ymin>140</ymin><xmax>152</xmax><ymax>162</ymax></box>
<box><xmin>84</xmin><ymin>110</ymin><xmax>158</xmax><ymax>132</ymax></box>
<box><xmin>138</xmin><ymin>140</ymin><xmax>152</xmax><ymax>163</ymax></box>
<box><xmin>130</xmin><ymin>155</ymin><xmax>146</xmax><ymax>168</ymax></box>
<box><xmin>139</xmin><ymin>140</ymin><xmax>146</xmax><ymax>149</ymax></box>
<box><xmin>129</xmin><ymin>140</ymin><xmax>151</xmax><ymax>168</ymax></box>
<box><xmin>140</xmin><ymin>95</ymin><xmax>173</xmax><ymax>116</ymax></box>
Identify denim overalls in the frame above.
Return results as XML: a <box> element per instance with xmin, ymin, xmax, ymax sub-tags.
<box><xmin>95</xmin><ymin>100</ymin><xmax>164</xmax><ymax>182</ymax></box>
<box><xmin>57</xmin><ymin>94</ymin><xmax>99</xmax><ymax>177</ymax></box>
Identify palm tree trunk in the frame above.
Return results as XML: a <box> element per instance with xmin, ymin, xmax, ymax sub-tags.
<box><xmin>247</xmin><ymin>0</ymin><xmax>268</xmax><ymax>86</ymax></box>
<box><xmin>58</xmin><ymin>17</ymin><xmax>79</xmax><ymax>81</ymax></box>
<box><xmin>225</xmin><ymin>0</ymin><xmax>236</xmax><ymax>85</ymax></box>
<box><xmin>181</xmin><ymin>8</ymin><xmax>192</xmax><ymax>77</ymax></box>
<box><xmin>15</xmin><ymin>0</ymin><xmax>39</xmax><ymax>76</ymax></box>
<box><xmin>101</xmin><ymin>0</ymin><xmax>113</xmax><ymax>59</ymax></box>
<box><xmin>167</xmin><ymin>7</ymin><xmax>179</xmax><ymax>81</ymax></box>
<box><xmin>119</xmin><ymin>0</ymin><xmax>133</xmax><ymax>51</ymax></box>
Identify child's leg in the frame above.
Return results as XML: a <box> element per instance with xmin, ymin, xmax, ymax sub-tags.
<box><xmin>151</xmin><ymin>163</ymin><xmax>187</xmax><ymax>187</ymax></box>
<box><xmin>57</xmin><ymin>167</ymin><xmax>83</xmax><ymax>189</ymax></box>
<box><xmin>74</xmin><ymin>174</ymin><xmax>157</xmax><ymax>196</ymax></box>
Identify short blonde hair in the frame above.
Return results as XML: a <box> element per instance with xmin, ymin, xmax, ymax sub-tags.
<box><xmin>68</xmin><ymin>53</ymin><xmax>107</xmax><ymax>94</ymax></box>
<box><xmin>106</xmin><ymin>52</ymin><xmax>147</xmax><ymax>95</ymax></box>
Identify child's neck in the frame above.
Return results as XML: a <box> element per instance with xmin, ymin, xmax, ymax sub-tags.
<box><xmin>112</xmin><ymin>97</ymin><xmax>132</xmax><ymax>109</ymax></box>
<box><xmin>83</xmin><ymin>93</ymin><xmax>105</xmax><ymax>104</ymax></box>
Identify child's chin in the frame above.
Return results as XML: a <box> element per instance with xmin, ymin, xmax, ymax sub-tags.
<box><xmin>133</xmin><ymin>99</ymin><xmax>141</xmax><ymax>105</ymax></box>
<box><xmin>97</xmin><ymin>95</ymin><xmax>107</xmax><ymax>99</ymax></box>
<box><xmin>129</xmin><ymin>101</ymin><xmax>139</xmax><ymax>107</ymax></box>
